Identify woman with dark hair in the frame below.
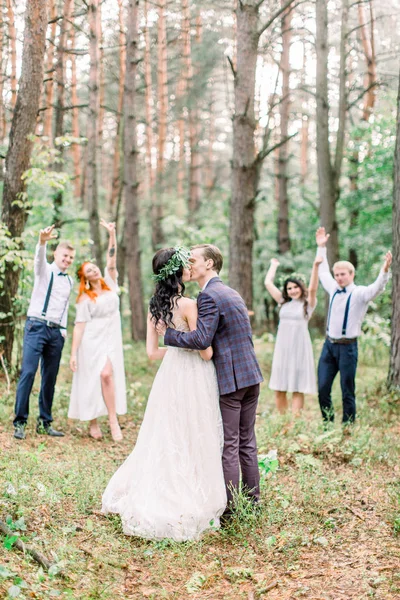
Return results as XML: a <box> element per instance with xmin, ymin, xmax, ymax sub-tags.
<box><xmin>102</xmin><ymin>247</ymin><xmax>226</xmax><ymax>541</ymax></box>
<box><xmin>264</xmin><ymin>256</ymin><xmax>322</xmax><ymax>414</ymax></box>
<box><xmin>68</xmin><ymin>220</ymin><xmax>126</xmax><ymax>441</ymax></box>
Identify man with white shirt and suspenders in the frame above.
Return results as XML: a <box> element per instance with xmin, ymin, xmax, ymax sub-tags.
<box><xmin>316</xmin><ymin>227</ymin><xmax>392</xmax><ymax>424</ymax></box>
<box><xmin>13</xmin><ymin>226</ymin><xmax>75</xmax><ymax>440</ymax></box>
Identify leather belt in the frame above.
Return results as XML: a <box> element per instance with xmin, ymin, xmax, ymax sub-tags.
<box><xmin>27</xmin><ymin>316</ymin><xmax>65</xmax><ymax>330</ymax></box>
<box><xmin>327</xmin><ymin>336</ymin><xmax>357</xmax><ymax>345</ymax></box>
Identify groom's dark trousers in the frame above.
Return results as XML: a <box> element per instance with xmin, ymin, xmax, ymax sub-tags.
<box><xmin>164</xmin><ymin>276</ymin><xmax>263</xmax><ymax>506</ymax></box>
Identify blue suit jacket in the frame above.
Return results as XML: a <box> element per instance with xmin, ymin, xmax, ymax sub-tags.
<box><xmin>164</xmin><ymin>277</ymin><xmax>263</xmax><ymax>395</ymax></box>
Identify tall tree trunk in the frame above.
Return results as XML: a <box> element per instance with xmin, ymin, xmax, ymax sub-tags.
<box><xmin>188</xmin><ymin>10</ymin><xmax>202</xmax><ymax>219</ymax></box>
<box><xmin>53</xmin><ymin>0</ymin><xmax>73</xmax><ymax>226</ymax></box>
<box><xmin>153</xmin><ymin>0</ymin><xmax>167</xmax><ymax>248</ymax></box>
<box><xmin>205</xmin><ymin>93</ymin><xmax>215</xmax><ymax>195</ymax></box>
<box><xmin>316</xmin><ymin>0</ymin><xmax>340</xmax><ymax>265</ymax></box>
<box><xmin>387</xmin><ymin>67</ymin><xmax>400</xmax><ymax>392</ymax></box>
<box><xmin>349</xmin><ymin>0</ymin><xmax>377</xmax><ymax>267</ymax></box>
<box><xmin>276</xmin><ymin>2</ymin><xmax>292</xmax><ymax>254</ymax></box>
<box><xmin>0</xmin><ymin>0</ymin><xmax>48</xmax><ymax>365</ymax></box>
<box><xmin>110</xmin><ymin>0</ymin><xmax>126</xmax><ymax>209</ymax></box>
<box><xmin>300</xmin><ymin>42</ymin><xmax>308</xmax><ymax>187</ymax></box>
<box><xmin>229</xmin><ymin>1</ymin><xmax>259</xmax><ymax>308</ymax></box>
<box><xmin>42</xmin><ymin>0</ymin><xmax>57</xmax><ymax>140</ymax></box>
<box><xmin>69</xmin><ymin>1</ymin><xmax>81</xmax><ymax>199</ymax></box>
<box><xmin>87</xmin><ymin>0</ymin><xmax>103</xmax><ymax>269</ymax></box>
<box><xmin>6</xmin><ymin>0</ymin><xmax>17</xmax><ymax>111</ymax></box>
<box><xmin>0</xmin><ymin>0</ymin><xmax>5</xmax><ymax>143</ymax></box>
<box><xmin>98</xmin><ymin>0</ymin><xmax>105</xmax><ymax>190</ymax></box>
<box><xmin>123</xmin><ymin>0</ymin><xmax>146</xmax><ymax>341</ymax></box>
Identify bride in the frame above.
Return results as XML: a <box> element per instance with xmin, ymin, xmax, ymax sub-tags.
<box><xmin>102</xmin><ymin>247</ymin><xmax>227</xmax><ymax>541</ymax></box>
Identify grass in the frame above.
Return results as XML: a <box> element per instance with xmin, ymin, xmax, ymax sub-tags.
<box><xmin>0</xmin><ymin>336</ymin><xmax>399</xmax><ymax>599</ymax></box>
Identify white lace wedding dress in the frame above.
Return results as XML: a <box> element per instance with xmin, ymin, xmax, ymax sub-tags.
<box><xmin>101</xmin><ymin>314</ymin><xmax>227</xmax><ymax>541</ymax></box>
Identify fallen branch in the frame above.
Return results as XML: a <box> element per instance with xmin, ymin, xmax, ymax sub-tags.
<box><xmin>80</xmin><ymin>546</ymin><xmax>127</xmax><ymax>569</ymax></box>
<box><xmin>0</xmin><ymin>352</ymin><xmax>11</xmax><ymax>394</ymax></box>
<box><xmin>0</xmin><ymin>519</ymin><xmax>52</xmax><ymax>571</ymax></box>
<box><xmin>345</xmin><ymin>505</ymin><xmax>366</xmax><ymax>521</ymax></box>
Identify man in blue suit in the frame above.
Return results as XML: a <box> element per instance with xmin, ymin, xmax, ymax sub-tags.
<box><xmin>160</xmin><ymin>244</ymin><xmax>263</xmax><ymax>515</ymax></box>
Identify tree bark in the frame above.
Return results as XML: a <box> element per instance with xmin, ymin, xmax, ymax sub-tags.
<box><xmin>6</xmin><ymin>0</ymin><xmax>17</xmax><ymax>111</ymax></box>
<box><xmin>276</xmin><ymin>2</ymin><xmax>292</xmax><ymax>255</ymax></box>
<box><xmin>229</xmin><ymin>1</ymin><xmax>259</xmax><ymax>308</ymax></box>
<box><xmin>153</xmin><ymin>0</ymin><xmax>167</xmax><ymax>248</ymax></box>
<box><xmin>87</xmin><ymin>0</ymin><xmax>103</xmax><ymax>269</ymax></box>
<box><xmin>387</xmin><ymin>66</ymin><xmax>400</xmax><ymax>392</ymax></box>
<box><xmin>316</xmin><ymin>0</ymin><xmax>349</xmax><ymax>266</ymax></box>
<box><xmin>0</xmin><ymin>0</ymin><xmax>48</xmax><ymax>364</ymax></box>
<box><xmin>123</xmin><ymin>0</ymin><xmax>146</xmax><ymax>341</ymax></box>
<box><xmin>42</xmin><ymin>0</ymin><xmax>57</xmax><ymax>140</ymax></box>
<box><xmin>69</xmin><ymin>0</ymin><xmax>81</xmax><ymax>199</ymax></box>
<box><xmin>0</xmin><ymin>0</ymin><xmax>5</xmax><ymax>143</ymax></box>
<box><xmin>110</xmin><ymin>0</ymin><xmax>126</xmax><ymax>209</ymax></box>
<box><xmin>187</xmin><ymin>9</ymin><xmax>202</xmax><ymax>220</ymax></box>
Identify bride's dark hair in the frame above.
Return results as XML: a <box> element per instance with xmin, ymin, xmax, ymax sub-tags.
<box><xmin>149</xmin><ymin>248</ymin><xmax>186</xmax><ymax>327</ymax></box>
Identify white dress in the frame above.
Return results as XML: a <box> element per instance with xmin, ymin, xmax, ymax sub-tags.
<box><xmin>269</xmin><ymin>299</ymin><xmax>317</xmax><ymax>394</ymax></box>
<box><xmin>101</xmin><ymin>314</ymin><xmax>227</xmax><ymax>542</ymax></box>
<box><xmin>68</xmin><ymin>270</ymin><xmax>127</xmax><ymax>421</ymax></box>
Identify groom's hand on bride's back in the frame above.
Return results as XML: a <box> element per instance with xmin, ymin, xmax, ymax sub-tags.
<box><xmin>156</xmin><ymin>321</ymin><xmax>167</xmax><ymax>336</ymax></box>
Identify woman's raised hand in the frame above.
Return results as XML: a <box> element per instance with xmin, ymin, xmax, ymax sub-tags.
<box><xmin>100</xmin><ymin>219</ymin><xmax>116</xmax><ymax>234</ymax></box>
<box><xmin>270</xmin><ymin>258</ymin><xmax>280</xmax><ymax>267</ymax></box>
<box><xmin>314</xmin><ymin>255</ymin><xmax>323</xmax><ymax>266</ymax></box>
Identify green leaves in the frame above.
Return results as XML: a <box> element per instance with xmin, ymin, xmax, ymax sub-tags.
<box><xmin>3</xmin><ymin>535</ymin><xmax>19</xmax><ymax>550</ymax></box>
<box><xmin>258</xmin><ymin>449</ymin><xmax>279</xmax><ymax>476</ymax></box>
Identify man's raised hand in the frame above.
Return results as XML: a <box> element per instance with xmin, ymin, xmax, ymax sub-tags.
<box><xmin>39</xmin><ymin>225</ymin><xmax>58</xmax><ymax>245</ymax></box>
<box><xmin>383</xmin><ymin>250</ymin><xmax>392</xmax><ymax>273</ymax></box>
<box><xmin>100</xmin><ymin>219</ymin><xmax>116</xmax><ymax>234</ymax></box>
<box><xmin>316</xmin><ymin>227</ymin><xmax>330</xmax><ymax>248</ymax></box>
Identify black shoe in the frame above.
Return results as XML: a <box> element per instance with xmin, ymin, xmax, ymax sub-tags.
<box><xmin>14</xmin><ymin>424</ymin><xmax>26</xmax><ymax>440</ymax></box>
<box><xmin>36</xmin><ymin>421</ymin><xmax>65</xmax><ymax>437</ymax></box>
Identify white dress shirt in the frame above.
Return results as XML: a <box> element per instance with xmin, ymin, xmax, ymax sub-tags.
<box><xmin>317</xmin><ymin>246</ymin><xmax>390</xmax><ymax>339</ymax></box>
<box><xmin>27</xmin><ymin>244</ymin><xmax>73</xmax><ymax>329</ymax></box>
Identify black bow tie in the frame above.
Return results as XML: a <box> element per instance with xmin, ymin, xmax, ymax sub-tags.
<box><xmin>58</xmin><ymin>272</ymin><xmax>68</xmax><ymax>277</ymax></box>
<box><xmin>337</xmin><ymin>287</ymin><xmax>346</xmax><ymax>293</ymax></box>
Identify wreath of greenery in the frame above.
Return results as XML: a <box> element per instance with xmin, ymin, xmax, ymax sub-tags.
<box><xmin>277</xmin><ymin>272</ymin><xmax>307</xmax><ymax>289</ymax></box>
<box><xmin>152</xmin><ymin>246</ymin><xmax>191</xmax><ymax>282</ymax></box>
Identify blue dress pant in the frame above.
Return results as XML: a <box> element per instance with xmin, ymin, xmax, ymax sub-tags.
<box><xmin>317</xmin><ymin>339</ymin><xmax>358</xmax><ymax>424</ymax></box>
<box><xmin>14</xmin><ymin>319</ymin><xmax>65</xmax><ymax>426</ymax></box>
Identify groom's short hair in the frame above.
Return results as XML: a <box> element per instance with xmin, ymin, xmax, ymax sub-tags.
<box><xmin>191</xmin><ymin>244</ymin><xmax>223</xmax><ymax>274</ymax></box>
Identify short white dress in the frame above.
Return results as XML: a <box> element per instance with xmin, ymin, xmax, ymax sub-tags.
<box><xmin>101</xmin><ymin>313</ymin><xmax>227</xmax><ymax>542</ymax></box>
<box><xmin>68</xmin><ymin>269</ymin><xmax>127</xmax><ymax>421</ymax></box>
<box><xmin>269</xmin><ymin>299</ymin><xmax>317</xmax><ymax>394</ymax></box>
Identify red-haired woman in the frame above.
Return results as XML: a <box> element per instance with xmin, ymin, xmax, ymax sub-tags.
<box><xmin>68</xmin><ymin>220</ymin><xmax>127</xmax><ymax>440</ymax></box>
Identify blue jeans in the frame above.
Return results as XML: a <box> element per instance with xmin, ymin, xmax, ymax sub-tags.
<box><xmin>14</xmin><ymin>319</ymin><xmax>65</xmax><ymax>427</ymax></box>
<box><xmin>317</xmin><ymin>339</ymin><xmax>358</xmax><ymax>424</ymax></box>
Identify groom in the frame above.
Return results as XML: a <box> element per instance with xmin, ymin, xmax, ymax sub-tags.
<box><xmin>158</xmin><ymin>244</ymin><xmax>263</xmax><ymax>515</ymax></box>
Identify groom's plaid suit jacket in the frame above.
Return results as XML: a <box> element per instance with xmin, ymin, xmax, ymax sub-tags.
<box><xmin>164</xmin><ymin>277</ymin><xmax>263</xmax><ymax>395</ymax></box>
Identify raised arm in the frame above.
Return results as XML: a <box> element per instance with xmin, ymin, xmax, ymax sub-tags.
<box><xmin>146</xmin><ymin>312</ymin><xmax>168</xmax><ymax>361</ymax></box>
<box><xmin>182</xmin><ymin>298</ymin><xmax>213</xmax><ymax>361</ymax></box>
<box><xmin>100</xmin><ymin>219</ymin><xmax>117</xmax><ymax>282</ymax></box>
<box><xmin>315</xmin><ymin>227</ymin><xmax>336</xmax><ymax>295</ymax></box>
<box><xmin>308</xmin><ymin>256</ymin><xmax>322</xmax><ymax>309</ymax></box>
<box><xmin>164</xmin><ymin>293</ymin><xmax>220</xmax><ymax>350</ymax></box>
<box><xmin>35</xmin><ymin>225</ymin><xmax>57</xmax><ymax>278</ymax></box>
<box><xmin>358</xmin><ymin>251</ymin><xmax>392</xmax><ymax>303</ymax></box>
<box><xmin>264</xmin><ymin>258</ymin><xmax>284</xmax><ymax>304</ymax></box>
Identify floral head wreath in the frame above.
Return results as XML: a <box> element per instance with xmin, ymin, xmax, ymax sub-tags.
<box><xmin>277</xmin><ymin>272</ymin><xmax>307</xmax><ymax>289</ymax></box>
<box><xmin>152</xmin><ymin>246</ymin><xmax>191</xmax><ymax>282</ymax></box>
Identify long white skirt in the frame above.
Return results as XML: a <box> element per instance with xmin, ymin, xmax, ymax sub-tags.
<box><xmin>101</xmin><ymin>347</ymin><xmax>227</xmax><ymax>541</ymax></box>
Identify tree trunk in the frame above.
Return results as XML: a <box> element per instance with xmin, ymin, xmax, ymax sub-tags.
<box><xmin>123</xmin><ymin>0</ymin><xmax>146</xmax><ymax>341</ymax></box>
<box><xmin>0</xmin><ymin>0</ymin><xmax>5</xmax><ymax>143</ymax></box>
<box><xmin>300</xmin><ymin>42</ymin><xmax>308</xmax><ymax>186</ymax></box>
<box><xmin>153</xmin><ymin>0</ymin><xmax>167</xmax><ymax>248</ymax></box>
<box><xmin>42</xmin><ymin>0</ymin><xmax>57</xmax><ymax>140</ymax></box>
<box><xmin>229</xmin><ymin>1</ymin><xmax>259</xmax><ymax>308</ymax></box>
<box><xmin>0</xmin><ymin>0</ymin><xmax>48</xmax><ymax>365</ymax></box>
<box><xmin>188</xmin><ymin>10</ymin><xmax>202</xmax><ymax>220</ymax></box>
<box><xmin>110</xmin><ymin>0</ymin><xmax>126</xmax><ymax>209</ymax></box>
<box><xmin>316</xmin><ymin>0</ymin><xmax>339</xmax><ymax>265</ymax></box>
<box><xmin>349</xmin><ymin>0</ymin><xmax>377</xmax><ymax>267</ymax></box>
<box><xmin>69</xmin><ymin>1</ymin><xmax>81</xmax><ymax>200</ymax></box>
<box><xmin>53</xmin><ymin>0</ymin><xmax>73</xmax><ymax>226</ymax></box>
<box><xmin>87</xmin><ymin>0</ymin><xmax>103</xmax><ymax>269</ymax></box>
<box><xmin>387</xmin><ymin>67</ymin><xmax>400</xmax><ymax>392</ymax></box>
<box><xmin>276</xmin><ymin>2</ymin><xmax>292</xmax><ymax>255</ymax></box>
<box><xmin>6</xmin><ymin>0</ymin><xmax>17</xmax><ymax>111</ymax></box>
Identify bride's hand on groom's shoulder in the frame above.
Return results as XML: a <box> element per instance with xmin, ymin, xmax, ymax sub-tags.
<box><xmin>155</xmin><ymin>321</ymin><xmax>167</xmax><ymax>336</ymax></box>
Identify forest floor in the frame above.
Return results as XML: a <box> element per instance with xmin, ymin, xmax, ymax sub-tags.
<box><xmin>0</xmin><ymin>336</ymin><xmax>399</xmax><ymax>600</ymax></box>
